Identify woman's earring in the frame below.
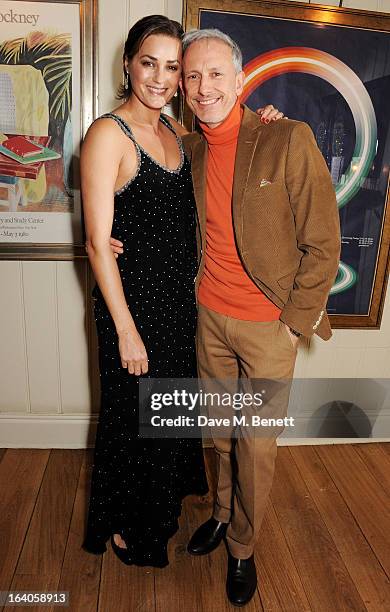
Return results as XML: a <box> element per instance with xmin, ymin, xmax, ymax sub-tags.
<box><xmin>124</xmin><ymin>71</ymin><xmax>129</xmax><ymax>91</ymax></box>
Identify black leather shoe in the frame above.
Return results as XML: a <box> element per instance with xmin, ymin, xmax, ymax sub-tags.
<box><xmin>226</xmin><ymin>553</ymin><xmax>257</xmax><ymax>607</ymax></box>
<box><xmin>187</xmin><ymin>516</ymin><xmax>228</xmax><ymax>555</ymax></box>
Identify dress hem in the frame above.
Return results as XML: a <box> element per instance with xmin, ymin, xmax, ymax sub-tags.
<box><xmin>81</xmin><ymin>482</ymin><xmax>209</xmax><ymax>568</ymax></box>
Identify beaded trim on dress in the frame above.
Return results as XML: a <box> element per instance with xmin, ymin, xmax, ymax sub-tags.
<box><xmin>99</xmin><ymin>112</ymin><xmax>185</xmax><ymax>187</ymax></box>
<box><xmin>99</xmin><ymin>113</ymin><xmax>142</xmax><ymax>195</ymax></box>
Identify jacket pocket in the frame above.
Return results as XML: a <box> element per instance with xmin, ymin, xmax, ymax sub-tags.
<box><xmin>254</xmin><ymin>178</ymin><xmax>284</xmax><ymax>192</ymax></box>
<box><xmin>277</xmin><ymin>270</ymin><xmax>297</xmax><ymax>290</ymax></box>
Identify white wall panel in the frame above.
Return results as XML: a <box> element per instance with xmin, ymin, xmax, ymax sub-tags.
<box><xmin>360</xmin><ymin>347</ymin><xmax>390</xmax><ymax>377</ymax></box>
<box><xmin>57</xmin><ymin>261</ymin><xmax>91</xmax><ymax>414</ymax></box>
<box><xmin>342</xmin><ymin>0</ymin><xmax>380</xmax><ymax>9</ymax></box>
<box><xmin>23</xmin><ymin>261</ymin><xmax>60</xmax><ymax>414</ymax></box>
<box><xmin>166</xmin><ymin>0</ymin><xmax>182</xmax><ymax>21</ymax></box>
<box><xmin>293</xmin><ymin>344</ymin><xmax>310</xmax><ymax>378</ymax></box>
<box><xmin>0</xmin><ymin>262</ymin><xmax>29</xmax><ymax>413</ymax></box>
<box><xmin>98</xmin><ymin>0</ymin><xmax>129</xmax><ymax>114</ymax></box>
<box><xmin>329</xmin><ymin>347</ymin><xmax>363</xmax><ymax>378</ymax></box>
<box><xmin>302</xmin><ymin>337</ymin><xmax>337</xmax><ymax>378</ymax></box>
<box><xmin>377</xmin><ymin>0</ymin><xmax>390</xmax><ymax>12</ymax></box>
<box><xmin>129</xmin><ymin>0</ymin><xmax>166</xmax><ymax>23</ymax></box>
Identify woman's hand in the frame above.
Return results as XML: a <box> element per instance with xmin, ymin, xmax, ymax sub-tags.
<box><xmin>118</xmin><ymin>328</ymin><xmax>148</xmax><ymax>375</ymax></box>
<box><xmin>256</xmin><ymin>104</ymin><xmax>285</xmax><ymax>123</ymax></box>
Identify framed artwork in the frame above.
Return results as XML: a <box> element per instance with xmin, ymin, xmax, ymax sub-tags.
<box><xmin>183</xmin><ymin>0</ymin><xmax>390</xmax><ymax>328</ymax></box>
<box><xmin>0</xmin><ymin>0</ymin><xmax>97</xmax><ymax>260</ymax></box>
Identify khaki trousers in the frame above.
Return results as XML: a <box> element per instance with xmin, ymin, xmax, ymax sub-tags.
<box><xmin>196</xmin><ymin>304</ymin><xmax>297</xmax><ymax>559</ymax></box>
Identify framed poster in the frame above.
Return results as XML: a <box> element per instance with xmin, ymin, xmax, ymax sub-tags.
<box><xmin>183</xmin><ymin>0</ymin><xmax>390</xmax><ymax>328</ymax></box>
<box><xmin>0</xmin><ymin>0</ymin><xmax>97</xmax><ymax>260</ymax></box>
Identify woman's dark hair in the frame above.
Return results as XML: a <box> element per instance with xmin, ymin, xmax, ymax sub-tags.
<box><xmin>117</xmin><ymin>14</ymin><xmax>184</xmax><ymax>100</ymax></box>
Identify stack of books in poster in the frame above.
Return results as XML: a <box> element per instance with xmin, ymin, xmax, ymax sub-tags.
<box><xmin>0</xmin><ymin>135</ymin><xmax>60</xmax><ymax>180</ymax></box>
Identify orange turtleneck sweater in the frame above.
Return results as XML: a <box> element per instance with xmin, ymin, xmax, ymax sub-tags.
<box><xmin>198</xmin><ymin>100</ymin><xmax>281</xmax><ymax>321</ymax></box>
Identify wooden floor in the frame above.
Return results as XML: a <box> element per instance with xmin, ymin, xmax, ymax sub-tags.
<box><xmin>1</xmin><ymin>443</ymin><xmax>389</xmax><ymax>612</ymax></box>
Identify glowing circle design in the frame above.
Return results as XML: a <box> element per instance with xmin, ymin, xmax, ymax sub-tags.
<box><xmin>242</xmin><ymin>47</ymin><xmax>378</xmax><ymax>209</ymax></box>
<box><xmin>330</xmin><ymin>261</ymin><xmax>357</xmax><ymax>294</ymax></box>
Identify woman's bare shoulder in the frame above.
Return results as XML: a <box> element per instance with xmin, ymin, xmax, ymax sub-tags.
<box><xmin>82</xmin><ymin>114</ymin><xmax>134</xmax><ymax>157</ymax></box>
<box><xmin>84</xmin><ymin>115</ymin><xmax>122</xmax><ymax>142</ymax></box>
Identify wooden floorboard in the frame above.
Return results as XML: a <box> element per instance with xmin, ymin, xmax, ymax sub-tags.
<box><xmin>1</xmin><ymin>443</ymin><xmax>389</xmax><ymax>612</ymax></box>
<box><xmin>290</xmin><ymin>444</ymin><xmax>390</xmax><ymax>611</ymax></box>
<box><xmin>353</xmin><ymin>443</ymin><xmax>390</xmax><ymax>495</ymax></box>
<box><xmin>0</xmin><ymin>449</ymin><xmax>50</xmax><ymax>606</ymax></box>
<box><xmin>315</xmin><ymin>444</ymin><xmax>390</xmax><ymax>578</ymax></box>
<box><xmin>254</xmin><ymin>500</ymin><xmax>311</xmax><ymax>611</ymax></box>
<box><xmin>3</xmin><ymin>450</ymin><xmax>84</xmax><ymax>612</ymax></box>
<box><xmin>55</xmin><ymin>451</ymin><xmax>102</xmax><ymax>612</ymax></box>
<box><xmin>98</xmin><ymin>548</ymin><xmax>155</xmax><ymax>612</ymax></box>
<box><xmin>154</xmin><ymin>497</ymin><xmax>198</xmax><ymax>612</ymax></box>
<box><xmin>381</xmin><ymin>442</ymin><xmax>390</xmax><ymax>457</ymax></box>
<box><xmin>270</xmin><ymin>446</ymin><xmax>367</xmax><ymax>611</ymax></box>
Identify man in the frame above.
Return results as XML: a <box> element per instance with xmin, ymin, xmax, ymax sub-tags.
<box><xmin>178</xmin><ymin>28</ymin><xmax>340</xmax><ymax>607</ymax></box>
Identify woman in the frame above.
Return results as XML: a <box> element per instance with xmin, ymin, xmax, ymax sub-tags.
<box><xmin>81</xmin><ymin>14</ymin><xmax>281</xmax><ymax>568</ymax></box>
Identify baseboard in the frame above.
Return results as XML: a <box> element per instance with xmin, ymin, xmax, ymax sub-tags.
<box><xmin>0</xmin><ymin>414</ymin><xmax>389</xmax><ymax>448</ymax></box>
<box><xmin>0</xmin><ymin>414</ymin><xmax>99</xmax><ymax>448</ymax></box>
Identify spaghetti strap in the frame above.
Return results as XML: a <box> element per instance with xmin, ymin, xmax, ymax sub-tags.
<box><xmin>159</xmin><ymin>114</ymin><xmax>177</xmax><ymax>135</ymax></box>
<box><xmin>99</xmin><ymin>112</ymin><xmax>137</xmax><ymax>143</ymax></box>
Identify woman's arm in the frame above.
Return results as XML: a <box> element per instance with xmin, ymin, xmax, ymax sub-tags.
<box><xmin>81</xmin><ymin>119</ymin><xmax>148</xmax><ymax>375</ymax></box>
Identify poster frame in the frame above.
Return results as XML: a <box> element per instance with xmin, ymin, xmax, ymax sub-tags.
<box><xmin>0</xmin><ymin>0</ymin><xmax>98</xmax><ymax>260</ymax></box>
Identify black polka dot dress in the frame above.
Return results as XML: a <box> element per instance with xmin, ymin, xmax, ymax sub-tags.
<box><xmin>82</xmin><ymin>113</ymin><xmax>208</xmax><ymax>567</ymax></box>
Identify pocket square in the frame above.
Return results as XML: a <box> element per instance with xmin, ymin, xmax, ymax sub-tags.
<box><xmin>259</xmin><ymin>178</ymin><xmax>272</xmax><ymax>187</ymax></box>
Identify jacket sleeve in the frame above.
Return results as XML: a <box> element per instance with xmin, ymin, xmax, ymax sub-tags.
<box><xmin>278</xmin><ymin>122</ymin><xmax>341</xmax><ymax>337</ymax></box>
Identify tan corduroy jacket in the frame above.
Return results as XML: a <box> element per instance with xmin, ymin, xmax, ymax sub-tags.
<box><xmin>182</xmin><ymin>105</ymin><xmax>341</xmax><ymax>340</ymax></box>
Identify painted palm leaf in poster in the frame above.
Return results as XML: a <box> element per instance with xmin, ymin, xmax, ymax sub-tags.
<box><xmin>185</xmin><ymin>1</ymin><xmax>390</xmax><ymax>327</ymax></box>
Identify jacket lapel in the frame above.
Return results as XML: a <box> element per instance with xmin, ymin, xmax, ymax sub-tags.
<box><xmin>191</xmin><ymin>106</ymin><xmax>262</xmax><ymax>248</ymax></box>
<box><xmin>232</xmin><ymin>106</ymin><xmax>263</xmax><ymax>248</ymax></box>
<box><xmin>190</xmin><ymin>136</ymin><xmax>208</xmax><ymax>241</ymax></box>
